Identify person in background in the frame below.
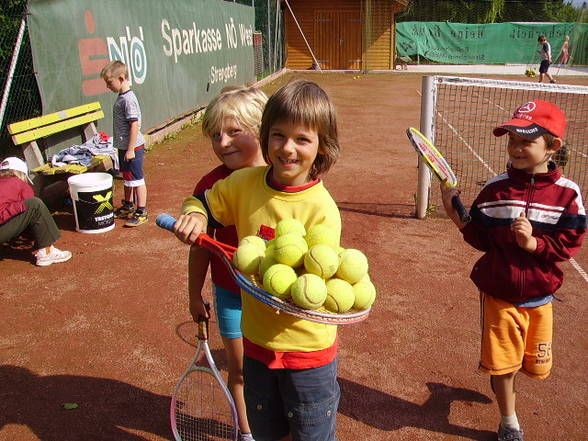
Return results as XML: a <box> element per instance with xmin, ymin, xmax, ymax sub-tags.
<box><xmin>537</xmin><ymin>35</ymin><xmax>556</xmax><ymax>84</ymax></box>
<box><xmin>0</xmin><ymin>157</ymin><xmax>72</xmax><ymax>266</ymax></box>
<box><xmin>101</xmin><ymin>60</ymin><xmax>148</xmax><ymax>226</ymax></box>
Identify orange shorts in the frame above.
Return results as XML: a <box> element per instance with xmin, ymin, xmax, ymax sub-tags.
<box><xmin>479</xmin><ymin>292</ymin><xmax>553</xmax><ymax>379</ymax></box>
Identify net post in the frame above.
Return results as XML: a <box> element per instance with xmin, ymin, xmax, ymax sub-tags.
<box><xmin>416</xmin><ymin>75</ymin><xmax>435</xmax><ymax>219</ymax></box>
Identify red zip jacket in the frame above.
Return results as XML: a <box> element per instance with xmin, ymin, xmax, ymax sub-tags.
<box><xmin>0</xmin><ymin>176</ymin><xmax>34</xmax><ymax>225</ymax></box>
<box><xmin>461</xmin><ymin>164</ymin><xmax>586</xmax><ymax>303</ymax></box>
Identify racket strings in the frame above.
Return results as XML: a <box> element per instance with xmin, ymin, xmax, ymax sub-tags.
<box><xmin>174</xmin><ymin>369</ymin><xmax>236</xmax><ymax>441</ymax></box>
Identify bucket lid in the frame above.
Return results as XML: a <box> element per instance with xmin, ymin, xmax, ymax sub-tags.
<box><xmin>68</xmin><ymin>172</ymin><xmax>113</xmax><ymax>186</ymax></box>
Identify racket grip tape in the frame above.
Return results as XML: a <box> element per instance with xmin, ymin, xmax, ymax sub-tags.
<box><xmin>452</xmin><ymin>196</ymin><xmax>471</xmax><ymax>223</ymax></box>
<box><xmin>155</xmin><ymin>213</ymin><xmax>176</xmax><ymax>232</ymax></box>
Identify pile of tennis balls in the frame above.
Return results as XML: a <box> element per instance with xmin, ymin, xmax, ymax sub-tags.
<box><xmin>233</xmin><ymin>219</ymin><xmax>376</xmax><ymax>314</ymax></box>
<box><xmin>525</xmin><ymin>68</ymin><xmax>537</xmax><ymax>78</ymax></box>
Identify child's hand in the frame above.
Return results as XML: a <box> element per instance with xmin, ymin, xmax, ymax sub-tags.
<box><xmin>439</xmin><ymin>181</ymin><xmax>467</xmax><ymax>228</ymax></box>
<box><xmin>189</xmin><ymin>296</ymin><xmax>209</xmax><ymax>322</ymax></box>
<box><xmin>174</xmin><ymin>213</ymin><xmax>206</xmax><ymax>244</ymax></box>
<box><xmin>511</xmin><ymin>211</ymin><xmax>537</xmax><ymax>252</ymax></box>
<box><xmin>124</xmin><ymin>149</ymin><xmax>135</xmax><ymax>161</ymax></box>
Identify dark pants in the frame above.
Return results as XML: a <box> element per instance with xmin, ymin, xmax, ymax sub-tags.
<box><xmin>244</xmin><ymin>356</ymin><xmax>340</xmax><ymax>441</ymax></box>
<box><xmin>0</xmin><ymin>197</ymin><xmax>60</xmax><ymax>248</ymax></box>
<box><xmin>539</xmin><ymin>60</ymin><xmax>550</xmax><ymax>73</ymax></box>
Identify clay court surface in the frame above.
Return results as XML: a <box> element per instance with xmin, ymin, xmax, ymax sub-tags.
<box><xmin>2</xmin><ymin>72</ymin><xmax>587</xmax><ymax>440</ymax></box>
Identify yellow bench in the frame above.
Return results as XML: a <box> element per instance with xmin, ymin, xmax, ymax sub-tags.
<box><xmin>8</xmin><ymin>101</ymin><xmax>106</xmax><ymax>171</ymax></box>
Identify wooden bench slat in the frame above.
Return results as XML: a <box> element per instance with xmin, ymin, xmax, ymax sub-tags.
<box><xmin>8</xmin><ymin>101</ymin><xmax>102</xmax><ymax>134</ymax></box>
<box><xmin>11</xmin><ymin>110</ymin><xmax>104</xmax><ymax>145</ymax></box>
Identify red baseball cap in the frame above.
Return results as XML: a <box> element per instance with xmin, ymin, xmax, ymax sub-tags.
<box><xmin>493</xmin><ymin>100</ymin><xmax>566</xmax><ymax>139</ymax></box>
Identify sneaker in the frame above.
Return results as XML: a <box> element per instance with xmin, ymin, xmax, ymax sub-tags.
<box><xmin>498</xmin><ymin>425</ymin><xmax>524</xmax><ymax>441</ymax></box>
<box><xmin>239</xmin><ymin>433</ymin><xmax>255</xmax><ymax>441</ymax></box>
<box><xmin>125</xmin><ymin>209</ymin><xmax>148</xmax><ymax>227</ymax></box>
<box><xmin>36</xmin><ymin>246</ymin><xmax>72</xmax><ymax>267</ymax></box>
<box><xmin>114</xmin><ymin>200</ymin><xmax>135</xmax><ymax>219</ymax></box>
<box><xmin>550</xmin><ymin>79</ymin><xmax>557</xmax><ymax>84</ymax></box>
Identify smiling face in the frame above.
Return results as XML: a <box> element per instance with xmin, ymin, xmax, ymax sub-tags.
<box><xmin>267</xmin><ymin>119</ymin><xmax>320</xmax><ymax>186</ymax></box>
<box><xmin>507</xmin><ymin>132</ymin><xmax>558</xmax><ymax>174</ymax></box>
<box><xmin>211</xmin><ymin>116</ymin><xmax>265</xmax><ymax>170</ymax></box>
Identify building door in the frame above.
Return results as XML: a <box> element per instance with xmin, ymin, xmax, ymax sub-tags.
<box><xmin>314</xmin><ymin>10</ymin><xmax>362</xmax><ymax>70</ymax></box>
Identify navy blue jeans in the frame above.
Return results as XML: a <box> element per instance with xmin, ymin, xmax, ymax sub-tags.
<box><xmin>244</xmin><ymin>356</ymin><xmax>340</xmax><ymax>441</ymax></box>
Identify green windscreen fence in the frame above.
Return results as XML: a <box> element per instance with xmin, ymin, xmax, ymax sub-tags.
<box><xmin>27</xmin><ymin>0</ymin><xmax>256</xmax><ymax>134</ymax></box>
<box><xmin>396</xmin><ymin>22</ymin><xmax>587</xmax><ymax>65</ymax></box>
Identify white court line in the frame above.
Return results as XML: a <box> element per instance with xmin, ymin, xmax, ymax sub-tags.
<box><xmin>570</xmin><ymin>258</ymin><xmax>588</xmax><ymax>283</ymax></box>
<box><xmin>415</xmin><ymin>89</ymin><xmax>588</xmax><ymax>283</ymax></box>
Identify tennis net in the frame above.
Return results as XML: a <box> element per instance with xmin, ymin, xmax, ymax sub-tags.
<box><xmin>417</xmin><ymin>75</ymin><xmax>588</xmax><ymax>218</ymax></box>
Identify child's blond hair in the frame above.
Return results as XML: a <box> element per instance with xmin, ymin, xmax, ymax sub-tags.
<box><xmin>259</xmin><ymin>79</ymin><xmax>340</xmax><ymax>180</ymax></box>
<box><xmin>202</xmin><ymin>86</ymin><xmax>268</xmax><ymax>139</ymax></box>
<box><xmin>0</xmin><ymin>169</ymin><xmax>28</xmax><ymax>183</ymax></box>
<box><xmin>100</xmin><ymin>60</ymin><xmax>128</xmax><ymax>80</ymax></box>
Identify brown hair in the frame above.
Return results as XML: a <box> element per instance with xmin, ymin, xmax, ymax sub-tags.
<box><xmin>100</xmin><ymin>60</ymin><xmax>128</xmax><ymax>80</ymax></box>
<box><xmin>259</xmin><ymin>79</ymin><xmax>340</xmax><ymax>180</ymax></box>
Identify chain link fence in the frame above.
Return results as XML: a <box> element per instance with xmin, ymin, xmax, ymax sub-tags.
<box><xmin>1</xmin><ymin>3</ymin><xmax>42</xmax><ymax>157</ymax></box>
<box><xmin>231</xmin><ymin>0</ymin><xmax>286</xmax><ymax>78</ymax></box>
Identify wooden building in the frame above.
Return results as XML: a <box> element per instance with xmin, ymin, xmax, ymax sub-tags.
<box><xmin>284</xmin><ymin>0</ymin><xmax>409</xmax><ymax>71</ymax></box>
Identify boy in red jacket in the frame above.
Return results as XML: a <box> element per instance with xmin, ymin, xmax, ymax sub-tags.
<box><xmin>440</xmin><ymin>100</ymin><xmax>585</xmax><ymax>441</ymax></box>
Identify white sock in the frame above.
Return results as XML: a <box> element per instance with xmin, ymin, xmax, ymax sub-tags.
<box><xmin>239</xmin><ymin>433</ymin><xmax>255</xmax><ymax>441</ymax></box>
<box><xmin>501</xmin><ymin>414</ymin><xmax>520</xmax><ymax>430</ymax></box>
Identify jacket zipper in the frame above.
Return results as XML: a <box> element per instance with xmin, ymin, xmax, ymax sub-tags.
<box><xmin>519</xmin><ymin>175</ymin><xmax>535</xmax><ymax>297</ymax></box>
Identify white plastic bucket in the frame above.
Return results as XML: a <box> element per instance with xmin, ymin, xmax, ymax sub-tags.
<box><xmin>67</xmin><ymin>172</ymin><xmax>115</xmax><ymax>234</ymax></box>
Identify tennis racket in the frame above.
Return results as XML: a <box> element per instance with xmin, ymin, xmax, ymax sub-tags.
<box><xmin>170</xmin><ymin>302</ymin><xmax>239</xmax><ymax>441</ymax></box>
<box><xmin>156</xmin><ymin>213</ymin><xmax>370</xmax><ymax>325</ymax></box>
<box><xmin>406</xmin><ymin>127</ymin><xmax>471</xmax><ymax>223</ymax></box>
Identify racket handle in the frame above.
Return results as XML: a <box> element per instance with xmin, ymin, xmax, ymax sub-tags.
<box><xmin>155</xmin><ymin>213</ymin><xmax>176</xmax><ymax>232</ymax></box>
<box><xmin>452</xmin><ymin>196</ymin><xmax>471</xmax><ymax>223</ymax></box>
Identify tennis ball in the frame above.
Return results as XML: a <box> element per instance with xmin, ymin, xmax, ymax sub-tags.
<box><xmin>265</xmin><ymin>239</ymin><xmax>276</xmax><ymax>256</ymax></box>
<box><xmin>352</xmin><ymin>277</ymin><xmax>376</xmax><ymax>310</ymax></box>
<box><xmin>305</xmin><ymin>224</ymin><xmax>338</xmax><ymax>248</ymax></box>
<box><xmin>323</xmin><ymin>278</ymin><xmax>355</xmax><ymax>313</ymax></box>
<box><xmin>336</xmin><ymin>249</ymin><xmax>369</xmax><ymax>284</ymax></box>
<box><xmin>239</xmin><ymin>235</ymin><xmax>266</xmax><ymax>253</ymax></box>
<box><xmin>273</xmin><ymin>233</ymin><xmax>308</xmax><ymax>268</ymax></box>
<box><xmin>233</xmin><ymin>243</ymin><xmax>265</xmax><ymax>275</ymax></box>
<box><xmin>304</xmin><ymin>244</ymin><xmax>339</xmax><ymax>279</ymax></box>
<box><xmin>263</xmin><ymin>264</ymin><xmax>297</xmax><ymax>299</ymax></box>
<box><xmin>290</xmin><ymin>274</ymin><xmax>328</xmax><ymax>310</ymax></box>
<box><xmin>275</xmin><ymin>218</ymin><xmax>306</xmax><ymax>237</ymax></box>
<box><xmin>259</xmin><ymin>254</ymin><xmax>278</xmax><ymax>278</ymax></box>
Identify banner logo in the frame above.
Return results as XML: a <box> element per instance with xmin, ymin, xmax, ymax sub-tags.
<box><xmin>79</xmin><ymin>10</ymin><xmax>148</xmax><ymax>96</ymax></box>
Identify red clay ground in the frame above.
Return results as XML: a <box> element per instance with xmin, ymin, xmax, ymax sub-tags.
<box><xmin>1</xmin><ymin>72</ymin><xmax>587</xmax><ymax>441</ymax></box>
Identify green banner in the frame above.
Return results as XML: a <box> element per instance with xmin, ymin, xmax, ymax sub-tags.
<box><xmin>397</xmin><ymin>22</ymin><xmax>587</xmax><ymax>65</ymax></box>
<box><xmin>27</xmin><ymin>0</ymin><xmax>256</xmax><ymax>134</ymax></box>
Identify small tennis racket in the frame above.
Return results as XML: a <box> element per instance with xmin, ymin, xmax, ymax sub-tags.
<box><xmin>170</xmin><ymin>303</ymin><xmax>239</xmax><ymax>441</ymax></box>
<box><xmin>156</xmin><ymin>214</ymin><xmax>370</xmax><ymax>325</ymax></box>
<box><xmin>406</xmin><ymin>127</ymin><xmax>471</xmax><ymax>223</ymax></box>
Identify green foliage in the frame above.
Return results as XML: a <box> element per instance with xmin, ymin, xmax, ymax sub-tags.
<box><xmin>482</xmin><ymin>0</ymin><xmax>505</xmax><ymax>23</ymax></box>
<box><xmin>398</xmin><ymin>0</ymin><xmax>585</xmax><ymax>23</ymax></box>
